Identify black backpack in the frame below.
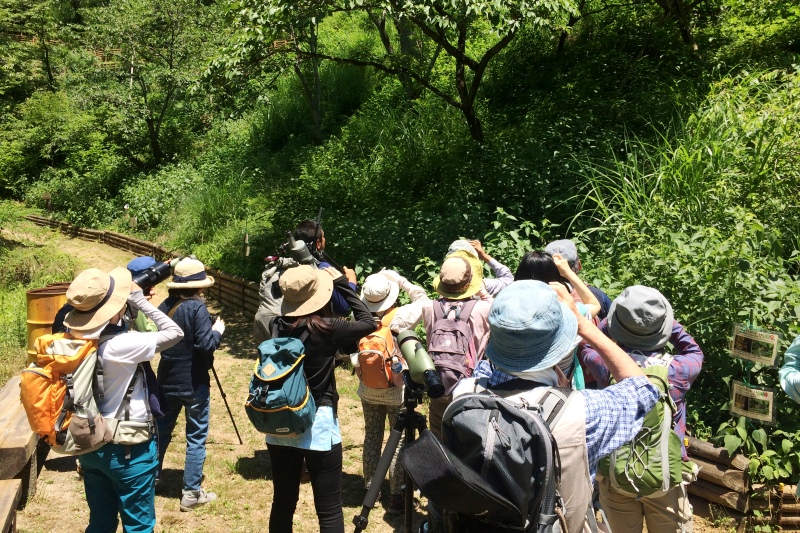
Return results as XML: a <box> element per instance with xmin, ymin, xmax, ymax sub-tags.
<box><xmin>401</xmin><ymin>380</ymin><xmax>575</xmax><ymax>533</ymax></box>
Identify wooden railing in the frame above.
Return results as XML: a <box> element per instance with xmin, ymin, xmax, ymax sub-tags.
<box><xmin>24</xmin><ymin>215</ymin><xmax>260</xmax><ymax>319</ymax></box>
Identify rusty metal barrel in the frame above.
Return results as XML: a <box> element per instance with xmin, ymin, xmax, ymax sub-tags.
<box><xmin>25</xmin><ymin>283</ymin><xmax>70</xmax><ymax>363</ymax></box>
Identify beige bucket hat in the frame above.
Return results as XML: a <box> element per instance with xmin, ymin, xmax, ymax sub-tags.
<box><xmin>279</xmin><ymin>265</ymin><xmax>334</xmax><ymax>317</ymax></box>
<box><xmin>166</xmin><ymin>258</ymin><xmax>215</xmax><ymax>289</ymax></box>
<box><xmin>360</xmin><ymin>273</ymin><xmax>400</xmax><ymax>313</ymax></box>
<box><xmin>63</xmin><ymin>267</ymin><xmax>132</xmax><ymax>332</ymax></box>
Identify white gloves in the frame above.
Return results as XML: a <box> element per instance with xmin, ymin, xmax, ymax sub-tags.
<box><xmin>212</xmin><ymin>317</ymin><xmax>225</xmax><ymax>336</ymax></box>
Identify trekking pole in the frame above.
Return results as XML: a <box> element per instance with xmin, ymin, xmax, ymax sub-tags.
<box><xmin>211</xmin><ymin>365</ymin><xmax>243</xmax><ymax>445</ymax></box>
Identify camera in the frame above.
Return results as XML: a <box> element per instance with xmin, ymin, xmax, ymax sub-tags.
<box><xmin>131</xmin><ymin>259</ymin><xmax>173</xmax><ymax>293</ymax></box>
<box><xmin>284</xmin><ymin>232</ymin><xmax>319</xmax><ymax>266</ymax></box>
<box><xmin>397</xmin><ymin>330</ymin><xmax>445</xmax><ymax>399</ymax></box>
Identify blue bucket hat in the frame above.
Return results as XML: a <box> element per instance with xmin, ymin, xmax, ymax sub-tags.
<box><xmin>485</xmin><ymin>280</ymin><xmax>578</xmax><ymax>373</ymax></box>
<box><xmin>126</xmin><ymin>256</ymin><xmax>157</xmax><ymax>275</ymax></box>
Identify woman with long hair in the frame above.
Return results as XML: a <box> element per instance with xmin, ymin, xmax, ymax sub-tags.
<box><xmin>514</xmin><ymin>250</ymin><xmax>600</xmax><ymax>388</ymax></box>
<box><xmin>268</xmin><ymin>264</ymin><xmax>376</xmax><ymax>532</ymax></box>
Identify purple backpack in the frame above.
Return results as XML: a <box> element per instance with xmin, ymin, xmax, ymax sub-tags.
<box><xmin>428</xmin><ymin>299</ymin><xmax>478</xmax><ymax>396</ymax></box>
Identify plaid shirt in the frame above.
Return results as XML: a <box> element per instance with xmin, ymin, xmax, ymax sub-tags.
<box><xmin>579</xmin><ymin>320</ymin><xmax>704</xmax><ymax>460</ymax></box>
<box><xmin>473</xmin><ymin>361</ymin><xmax>658</xmax><ymax>481</ymax></box>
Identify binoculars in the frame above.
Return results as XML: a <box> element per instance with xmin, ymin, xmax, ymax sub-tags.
<box><xmin>397</xmin><ymin>330</ymin><xmax>444</xmax><ymax>399</ymax></box>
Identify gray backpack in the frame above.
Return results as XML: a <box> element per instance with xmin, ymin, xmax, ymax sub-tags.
<box><xmin>402</xmin><ymin>380</ymin><xmax>576</xmax><ymax>533</ymax></box>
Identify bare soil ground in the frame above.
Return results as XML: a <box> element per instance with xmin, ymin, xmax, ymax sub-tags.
<box><xmin>10</xmin><ymin>219</ymin><xmax>740</xmax><ymax>532</ymax></box>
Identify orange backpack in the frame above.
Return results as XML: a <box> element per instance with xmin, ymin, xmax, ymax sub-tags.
<box><xmin>20</xmin><ymin>333</ymin><xmax>109</xmax><ymax>453</ymax></box>
<box><xmin>357</xmin><ymin>309</ymin><xmax>401</xmax><ymax>389</ymax></box>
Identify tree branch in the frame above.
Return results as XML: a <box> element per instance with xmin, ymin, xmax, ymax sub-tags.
<box><xmin>296</xmin><ymin>49</ymin><xmax>461</xmax><ymax>110</ymax></box>
<box><xmin>468</xmin><ymin>30</ymin><xmax>515</xmax><ymax>105</ymax></box>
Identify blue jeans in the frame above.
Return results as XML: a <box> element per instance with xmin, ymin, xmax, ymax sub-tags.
<box><xmin>79</xmin><ymin>438</ymin><xmax>158</xmax><ymax>533</ymax></box>
<box><xmin>156</xmin><ymin>384</ymin><xmax>210</xmax><ymax>491</ymax></box>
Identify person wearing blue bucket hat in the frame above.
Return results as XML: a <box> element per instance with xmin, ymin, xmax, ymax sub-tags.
<box><xmin>452</xmin><ymin>280</ymin><xmax>662</xmax><ymax>532</ymax></box>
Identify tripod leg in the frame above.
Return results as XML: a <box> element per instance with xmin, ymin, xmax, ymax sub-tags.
<box><xmin>353</xmin><ymin>426</ymin><xmax>404</xmax><ymax>532</ymax></box>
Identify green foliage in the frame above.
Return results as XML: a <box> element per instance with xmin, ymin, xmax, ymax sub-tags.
<box><xmin>715</xmin><ymin>418</ymin><xmax>800</xmax><ymax>488</ymax></box>
<box><xmin>120</xmin><ymin>164</ymin><xmax>201</xmax><ymax>230</ymax></box>
<box><xmin>571</xmin><ymin>68</ymin><xmax>800</xmax><ymax>489</ymax></box>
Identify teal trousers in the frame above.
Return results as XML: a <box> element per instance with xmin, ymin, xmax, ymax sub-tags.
<box><xmin>79</xmin><ymin>438</ymin><xmax>158</xmax><ymax>533</ymax></box>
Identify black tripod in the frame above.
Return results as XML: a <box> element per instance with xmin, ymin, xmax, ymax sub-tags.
<box><xmin>353</xmin><ymin>374</ymin><xmax>428</xmax><ymax>533</ymax></box>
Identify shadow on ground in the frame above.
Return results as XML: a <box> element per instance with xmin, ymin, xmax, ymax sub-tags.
<box><xmin>205</xmin><ymin>297</ymin><xmax>260</xmax><ymax>360</ymax></box>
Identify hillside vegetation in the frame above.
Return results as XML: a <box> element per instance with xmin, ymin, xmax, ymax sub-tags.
<box><xmin>2</xmin><ymin>0</ymin><xmax>800</xmax><ymax>494</ymax></box>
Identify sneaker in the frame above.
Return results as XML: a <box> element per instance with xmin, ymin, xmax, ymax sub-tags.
<box><xmin>180</xmin><ymin>489</ymin><xmax>217</xmax><ymax>512</ymax></box>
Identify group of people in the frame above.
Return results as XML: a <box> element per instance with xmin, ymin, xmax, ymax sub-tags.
<box><xmin>247</xmin><ymin>221</ymin><xmax>707</xmax><ymax>533</ymax></box>
<box><xmin>55</xmin><ymin>217</ymin><xmax>718</xmax><ymax>533</ymax></box>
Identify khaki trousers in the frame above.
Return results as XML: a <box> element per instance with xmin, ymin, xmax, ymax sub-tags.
<box><xmin>599</xmin><ymin>477</ymin><xmax>693</xmax><ymax>533</ymax></box>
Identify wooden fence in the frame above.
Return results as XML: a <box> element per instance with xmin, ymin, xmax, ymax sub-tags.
<box><xmin>24</xmin><ymin>215</ymin><xmax>260</xmax><ymax>319</ymax></box>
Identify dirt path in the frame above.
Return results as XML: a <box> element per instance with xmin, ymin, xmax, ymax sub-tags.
<box><xmin>11</xmin><ymin>219</ymin><xmax>737</xmax><ymax>533</ymax></box>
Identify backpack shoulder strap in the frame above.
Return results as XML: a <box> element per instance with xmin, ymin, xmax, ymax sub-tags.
<box><xmin>434</xmin><ymin>299</ymin><xmax>447</xmax><ymax>321</ymax></box>
<box><xmin>114</xmin><ymin>364</ymin><xmax>147</xmax><ymax>422</ymax></box>
<box><xmin>381</xmin><ymin>308</ymin><xmax>399</xmax><ymax>329</ymax></box>
<box><xmin>167</xmin><ymin>299</ymin><xmax>186</xmax><ymax>319</ymax></box>
<box><xmin>535</xmin><ymin>387</ymin><xmax>576</xmax><ymax>429</ymax></box>
<box><xmin>459</xmin><ymin>299</ymin><xmax>478</xmax><ymax>321</ymax></box>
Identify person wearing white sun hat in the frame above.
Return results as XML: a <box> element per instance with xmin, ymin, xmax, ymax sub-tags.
<box><xmin>65</xmin><ymin>266</ymin><xmax>184</xmax><ymax>533</ymax></box>
<box><xmin>155</xmin><ymin>257</ymin><xmax>225</xmax><ymax>512</ymax></box>
<box><xmin>357</xmin><ymin>269</ymin><xmax>430</xmax><ymax>513</ymax></box>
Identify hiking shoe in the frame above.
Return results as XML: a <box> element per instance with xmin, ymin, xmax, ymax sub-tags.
<box><xmin>385</xmin><ymin>493</ymin><xmax>419</xmax><ymax>515</ymax></box>
<box><xmin>180</xmin><ymin>489</ymin><xmax>217</xmax><ymax>512</ymax></box>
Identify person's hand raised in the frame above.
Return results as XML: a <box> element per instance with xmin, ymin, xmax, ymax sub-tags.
<box><xmin>343</xmin><ymin>266</ymin><xmax>357</xmax><ymax>284</ymax></box>
<box><xmin>549</xmin><ymin>282</ymin><xmax>579</xmax><ymax>318</ymax></box>
<box><xmin>551</xmin><ymin>253</ymin><xmax>572</xmax><ymax>278</ymax></box>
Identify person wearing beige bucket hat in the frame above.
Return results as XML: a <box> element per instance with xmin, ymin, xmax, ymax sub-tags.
<box><xmin>266</xmin><ymin>264</ymin><xmax>377</xmax><ymax>532</ymax></box>
<box><xmin>155</xmin><ymin>257</ymin><xmax>225</xmax><ymax>511</ymax></box>
<box><xmin>356</xmin><ymin>269</ymin><xmax>430</xmax><ymax>513</ymax></box>
<box><xmin>421</xmin><ymin>250</ymin><xmax>493</xmax><ymax>439</ymax></box>
<box><xmin>63</xmin><ymin>266</ymin><xmax>184</xmax><ymax>533</ymax></box>
<box><xmin>444</xmin><ymin>281</ymin><xmax>661</xmax><ymax>533</ymax></box>
<box><xmin>580</xmin><ymin>285</ymin><xmax>704</xmax><ymax>533</ymax></box>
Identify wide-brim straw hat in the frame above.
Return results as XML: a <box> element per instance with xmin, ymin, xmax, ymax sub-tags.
<box><xmin>279</xmin><ymin>265</ymin><xmax>334</xmax><ymax>317</ymax></box>
<box><xmin>166</xmin><ymin>258</ymin><xmax>215</xmax><ymax>289</ymax></box>
<box><xmin>607</xmin><ymin>285</ymin><xmax>673</xmax><ymax>351</ymax></box>
<box><xmin>360</xmin><ymin>273</ymin><xmax>400</xmax><ymax>313</ymax></box>
<box><xmin>485</xmin><ymin>280</ymin><xmax>578</xmax><ymax>374</ymax></box>
<box><xmin>433</xmin><ymin>250</ymin><xmax>483</xmax><ymax>300</ymax></box>
<box><xmin>63</xmin><ymin>267</ymin><xmax>132</xmax><ymax>332</ymax></box>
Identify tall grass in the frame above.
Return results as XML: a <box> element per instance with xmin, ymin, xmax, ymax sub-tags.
<box><xmin>559</xmin><ymin>69</ymin><xmax>800</xmax><ymax>438</ymax></box>
<box><xmin>572</xmin><ymin>69</ymin><xmax>800</xmax><ymax>253</ymax></box>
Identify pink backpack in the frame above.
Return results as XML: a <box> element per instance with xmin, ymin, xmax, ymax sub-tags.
<box><xmin>428</xmin><ymin>299</ymin><xmax>478</xmax><ymax>396</ymax></box>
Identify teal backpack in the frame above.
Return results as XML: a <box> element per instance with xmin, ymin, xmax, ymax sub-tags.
<box><xmin>245</xmin><ymin>333</ymin><xmax>316</xmax><ymax>437</ymax></box>
<box><xmin>598</xmin><ymin>364</ymin><xmax>694</xmax><ymax>497</ymax></box>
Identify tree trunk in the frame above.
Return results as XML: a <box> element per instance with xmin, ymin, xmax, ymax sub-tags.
<box><xmin>145</xmin><ymin>117</ymin><xmax>163</xmax><ymax>167</ymax></box>
<box><xmin>394</xmin><ymin>16</ymin><xmax>420</xmax><ymax>99</ymax></box>
<box><xmin>462</xmin><ymin>105</ymin><xmax>484</xmax><ymax>143</ymax></box>
<box><xmin>37</xmin><ymin>21</ymin><xmax>55</xmax><ymax>91</ymax></box>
